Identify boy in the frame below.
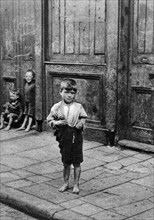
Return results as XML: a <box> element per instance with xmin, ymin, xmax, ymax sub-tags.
<box><xmin>47</xmin><ymin>78</ymin><xmax>87</xmax><ymax>194</ymax></box>
<box><xmin>0</xmin><ymin>89</ymin><xmax>23</xmax><ymax>130</ymax></box>
<box><xmin>17</xmin><ymin>69</ymin><xmax>35</xmax><ymax>132</ymax></box>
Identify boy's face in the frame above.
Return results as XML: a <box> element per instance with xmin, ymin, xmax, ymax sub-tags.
<box><xmin>10</xmin><ymin>92</ymin><xmax>18</xmax><ymax>101</ymax></box>
<box><xmin>25</xmin><ymin>71</ymin><xmax>33</xmax><ymax>83</ymax></box>
<box><xmin>60</xmin><ymin>88</ymin><xmax>76</xmax><ymax>104</ymax></box>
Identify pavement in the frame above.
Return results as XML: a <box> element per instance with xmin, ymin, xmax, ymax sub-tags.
<box><xmin>0</xmin><ymin>129</ymin><xmax>154</xmax><ymax>220</ymax></box>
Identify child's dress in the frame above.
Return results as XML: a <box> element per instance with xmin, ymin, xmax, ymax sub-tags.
<box><xmin>24</xmin><ymin>81</ymin><xmax>35</xmax><ymax>117</ymax></box>
<box><xmin>47</xmin><ymin>101</ymin><xmax>87</xmax><ymax>164</ymax></box>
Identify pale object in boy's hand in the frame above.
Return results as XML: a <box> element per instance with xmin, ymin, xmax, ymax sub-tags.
<box><xmin>53</xmin><ymin>120</ymin><xmax>67</xmax><ymax>127</ymax></box>
<box><xmin>76</xmin><ymin>121</ymin><xmax>83</xmax><ymax>130</ymax></box>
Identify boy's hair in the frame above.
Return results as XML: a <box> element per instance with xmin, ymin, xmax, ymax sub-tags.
<box><xmin>60</xmin><ymin>78</ymin><xmax>77</xmax><ymax>92</ymax></box>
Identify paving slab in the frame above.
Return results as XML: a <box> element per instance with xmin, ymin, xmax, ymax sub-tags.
<box><xmin>10</xmin><ymin>169</ymin><xmax>35</xmax><ymax>178</ymax></box>
<box><xmin>53</xmin><ymin>209</ymin><xmax>94</xmax><ymax>220</ymax></box>
<box><xmin>0</xmin><ymin>129</ymin><xmax>36</xmax><ymax>142</ymax></box>
<box><xmin>0</xmin><ymin>165</ymin><xmax>13</xmax><ymax>173</ymax></box>
<box><xmin>124</xmin><ymin>163</ymin><xmax>152</xmax><ymax>174</ymax></box>
<box><xmin>0</xmin><ymin>172</ymin><xmax>21</xmax><ymax>183</ymax></box>
<box><xmin>23</xmin><ymin>160</ymin><xmax>62</xmax><ymax>174</ymax></box>
<box><xmin>131</xmin><ymin>175</ymin><xmax>154</xmax><ymax>188</ymax></box>
<box><xmin>4</xmin><ymin>179</ymin><xmax>34</xmax><ymax>188</ymax></box>
<box><xmin>91</xmin><ymin>210</ymin><xmax>126</xmax><ymax>220</ymax></box>
<box><xmin>19</xmin><ymin>183</ymin><xmax>79</xmax><ymax>204</ymax></box>
<box><xmin>1</xmin><ymin>155</ymin><xmax>38</xmax><ymax>169</ymax></box>
<box><xmin>112</xmin><ymin>200</ymin><xmax>153</xmax><ymax>217</ymax></box>
<box><xmin>125</xmin><ymin>208</ymin><xmax>154</xmax><ymax>220</ymax></box>
<box><xmin>81</xmin><ymin>191</ymin><xmax>152</xmax><ymax>210</ymax></box>
<box><xmin>70</xmin><ymin>203</ymin><xmax>102</xmax><ymax>216</ymax></box>
<box><xmin>103</xmin><ymin>182</ymin><xmax>153</xmax><ymax>199</ymax></box>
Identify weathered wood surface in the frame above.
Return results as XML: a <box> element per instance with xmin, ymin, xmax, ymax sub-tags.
<box><xmin>0</xmin><ymin>0</ymin><xmax>42</xmax><ymax>121</ymax></box>
<box><xmin>45</xmin><ymin>0</ymin><xmax>119</xmax><ymax>140</ymax></box>
<box><xmin>118</xmin><ymin>0</ymin><xmax>154</xmax><ymax>144</ymax></box>
<box><xmin>48</xmin><ymin>0</ymin><xmax>106</xmax><ymax>64</ymax></box>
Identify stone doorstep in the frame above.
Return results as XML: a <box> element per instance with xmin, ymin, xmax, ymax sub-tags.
<box><xmin>118</xmin><ymin>140</ymin><xmax>154</xmax><ymax>153</ymax></box>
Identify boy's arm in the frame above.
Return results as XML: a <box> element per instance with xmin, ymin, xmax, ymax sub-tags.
<box><xmin>47</xmin><ymin>115</ymin><xmax>55</xmax><ymax>128</ymax></box>
<box><xmin>47</xmin><ymin>110</ymin><xmax>67</xmax><ymax>128</ymax></box>
<box><xmin>47</xmin><ymin>116</ymin><xmax>67</xmax><ymax>128</ymax></box>
<box><xmin>76</xmin><ymin>105</ymin><xmax>87</xmax><ymax>130</ymax></box>
<box><xmin>76</xmin><ymin>118</ymin><xmax>86</xmax><ymax>130</ymax></box>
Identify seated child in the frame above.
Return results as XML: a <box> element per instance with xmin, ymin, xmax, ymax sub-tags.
<box><xmin>17</xmin><ymin>69</ymin><xmax>35</xmax><ymax>132</ymax></box>
<box><xmin>47</xmin><ymin>78</ymin><xmax>87</xmax><ymax>194</ymax></box>
<box><xmin>0</xmin><ymin>89</ymin><xmax>23</xmax><ymax>130</ymax></box>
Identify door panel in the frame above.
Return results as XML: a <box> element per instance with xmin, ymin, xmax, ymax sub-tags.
<box><xmin>129</xmin><ymin>0</ymin><xmax>154</xmax><ymax>144</ymax></box>
<box><xmin>48</xmin><ymin>0</ymin><xmax>106</xmax><ymax>64</ymax></box>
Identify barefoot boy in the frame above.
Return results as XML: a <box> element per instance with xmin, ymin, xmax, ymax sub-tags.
<box><xmin>47</xmin><ymin>78</ymin><xmax>87</xmax><ymax>194</ymax></box>
<box><xmin>17</xmin><ymin>69</ymin><xmax>35</xmax><ymax>132</ymax></box>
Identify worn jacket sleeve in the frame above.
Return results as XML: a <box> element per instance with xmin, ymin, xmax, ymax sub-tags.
<box><xmin>78</xmin><ymin>105</ymin><xmax>88</xmax><ymax>129</ymax></box>
<box><xmin>47</xmin><ymin>105</ymin><xmax>57</xmax><ymax>128</ymax></box>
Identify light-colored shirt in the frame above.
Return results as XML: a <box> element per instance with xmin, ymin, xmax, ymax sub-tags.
<box><xmin>47</xmin><ymin>101</ymin><xmax>87</xmax><ymax>127</ymax></box>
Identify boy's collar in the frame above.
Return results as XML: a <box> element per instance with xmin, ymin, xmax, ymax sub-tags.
<box><xmin>61</xmin><ymin>100</ymin><xmax>75</xmax><ymax>106</ymax></box>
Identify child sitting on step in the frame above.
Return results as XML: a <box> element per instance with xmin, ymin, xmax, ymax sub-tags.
<box><xmin>0</xmin><ymin>89</ymin><xmax>23</xmax><ymax>130</ymax></box>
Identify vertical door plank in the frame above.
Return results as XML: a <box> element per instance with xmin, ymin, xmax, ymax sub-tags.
<box><xmin>94</xmin><ymin>0</ymin><xmax>105</xmax><ymax>54</ymax></box>
<box><xmin>138</xmin><ymin>0</ymin><xmax>146</xmax><ymax>53</ymax></box>
<box><xmin>52</xmin><ymin>0</ymin><xmax>60</xmax><ymax>54</ymax></box>
<box><xmin>65</xmin><ymin>0</ymin><xmax>74</xmax><ymax>54</ymax></box>
<box><xmin>145</xmin><ymin>0</ymin><xmax>154</xmax><ymax>53</ymax></box>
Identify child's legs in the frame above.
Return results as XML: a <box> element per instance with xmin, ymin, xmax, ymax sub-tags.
<box><xmin>0</xmin><ymin>113</ymin><xmax>5</xmax><ymax>128</ymax></box>
<box><xmin>58</xmin><ymin>163</ymin><xmax>70</xmax><ymax>192</ymax></box>
<box><xmin>25</xmin><ymin>116</ymin><xmax>33</xmax><ymax>132</ymax></box>
<box><xmin>0</xmin><ymin>113</ymin><xmax>4</xmax><ymax>129</ymax></box>
<box><xmin>63</xmin><ymin>163</ymin><xmax>71</xmax><ymax>183</ymax></box>
<box><xmin>4</xmin><ymin>113</ymin><xmax>14</xmax><ymax>130</ymax></box>
<box><xmin>17</xmin><ymin>115</ymin><xmax>28</xmax><ymax>130</ymax></box>
<box><xmin>73</xmin><ymin>164</ymin><xmax>81</xmax><ymax>193</ymax></box>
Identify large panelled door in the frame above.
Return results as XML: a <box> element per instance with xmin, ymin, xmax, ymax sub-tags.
<box><xmin>129</xmin><ymin>0</ymin><xmax>154</xmax><ymax>144</ymax></box>
<box><xmin>45</xmin><ymin>0</ymin><xmax>118</xmax><ymax>143</ymax></box>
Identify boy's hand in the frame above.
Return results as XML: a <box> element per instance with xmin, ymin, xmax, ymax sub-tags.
<box><xmin>53</xmin><ymin>120</ymin><xmax>67</xmax><ymax>126</ymax></box>
<box><xmin>76</xmin><ymin>121</ymin><xmax>83</xmax><ymax>130</ymax></box>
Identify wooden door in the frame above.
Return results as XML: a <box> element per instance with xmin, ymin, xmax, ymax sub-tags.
<box><xmin>44</xmin><ymin>0</ymin><xmax>119</xmax><ymax>143</ymax></box>
<box><xmin>0</xmin><ymin>0</ymin><xmax>42</xmax><ymax>123</ymax></box>
<box><xmin>129</xmin><ymin>0</ymin><xmax>154</xmax><ymax>144</ymax></box>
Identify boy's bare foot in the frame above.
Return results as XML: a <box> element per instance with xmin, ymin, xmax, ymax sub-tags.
<box><xmin>73</xmin><ymin>184</ymin><xmax>80</xmax><ymax>194</ymax></box>
<box><xmin>25</xmin><ymin>127</ymin><xmax>31</xmax><ymax>132</ymax></box>
<box><xmin>4</xmin><ymin>126</ymin><xmax>10</xmax><ymax>131</ymax></box>
<box><xmin>0</xmin><ymin>126</ymin><xmax>4</xmax><ymax>130</ymax></box>
<box><xmin>58</xmin><ymin>183</ymin><xmax>69</xmax><ymax>192</ymax></box>
<box><xmin>16</xmin><ymin>127</ymin><xmax>25</xmax><ymax>131</ymax></box>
